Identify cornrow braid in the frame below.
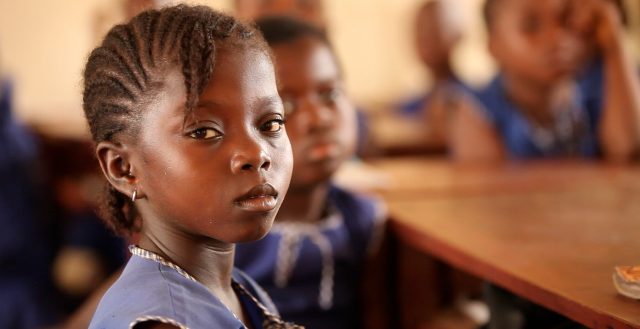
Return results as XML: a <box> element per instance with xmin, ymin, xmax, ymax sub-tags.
<box><xmin>82</xmin><ymin>5</ymin><xmax>269</xmax><ymax>235</ymax></box>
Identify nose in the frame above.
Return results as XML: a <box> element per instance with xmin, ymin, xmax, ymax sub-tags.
<box><xmin>230</xmin><ymin>137</ymin><xmax>272</xmax><ymax>174</ymax></box>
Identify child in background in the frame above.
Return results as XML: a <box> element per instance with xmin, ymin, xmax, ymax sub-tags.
<box><xmin>235</xmin><ymin>0</ymin><xmax>326</xmax><ymax>29</ymax></box>
<box><xmin>451</xmin><ymin>0</ymin><xmax>640</xmax><ymax>162</ymax></box>
<box><xmin>0</xmin><ymin>71</ymin><xmax>58</xmax><ymax>329</ymax></box>
<box><xmin>454</xmin><ymin>0</ymin><xmax>640</xmax><ymax>327</ymax></box>
<box><xmin>83</xmin><ymin>5</ymin><xmax>299</xmax><ymax>328</ymax></box>
<box><xmin>398</xmin><ymin>0</ymin><xmax>471</xmax><ymax>152</ymax></box>
<box><xmin>234</xmin><ymin>17</ymin><xmax>388</xmax><ymax>329</ymax></box>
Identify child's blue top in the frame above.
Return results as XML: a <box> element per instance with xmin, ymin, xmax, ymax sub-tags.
<box><xmin>234</xmin><ymin>185</ymin><xmax>387</xmax><ymax>329</ymax></box>
<box><xmin>473</xmin><ymin>63</ymin><xmax>604</xmax><ymax>159</ymax></box>
<box><xmin>89</xmin><ymin>246</ymin><xmax>285</xmax><ymax>329</ymax></box>
<box><xmin>0</xmin><ymin>79</ymin><xmax>58</xmax><ymax>328</ymax></box>
<box><xmin>398</xmin><ymin>78</ymin><xmax>472</xmax><ymax>117</ymax></box>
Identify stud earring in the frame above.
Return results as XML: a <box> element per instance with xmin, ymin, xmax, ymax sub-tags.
<box><xmin>131</xmin><ymin>189</ymin><xmax>137</xmax><ymax>202</ymax></box>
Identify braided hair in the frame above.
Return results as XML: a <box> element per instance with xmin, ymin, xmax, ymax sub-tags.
<box><xmin>82</xmin><ymin>5</ymin><xmax>269</xmax><ymax>235</ymax></box>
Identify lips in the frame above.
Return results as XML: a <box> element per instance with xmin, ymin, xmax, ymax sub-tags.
<box><xmin>234</xmin><ymin>183</ymin><xmax>279</xmax><ymax>212</ymax></box>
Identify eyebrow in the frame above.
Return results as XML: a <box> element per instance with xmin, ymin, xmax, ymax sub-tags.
<box><xmin>196</xmin><ymin>95</ymin><xmax>283</xmax><ymax>112</ymax></box>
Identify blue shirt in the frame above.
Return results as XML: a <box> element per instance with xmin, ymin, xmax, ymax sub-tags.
<box><xmin>398</xmin><ymin>78</ymin><xmax>472</xmax><ymax>118</ymax></box>
<box><xmin>474</xmin><ymin>66</ymin><xmax>603</xmax><ymax>159</ymax></box>
<box><xmin>235</xmin><ymin>185</ymin><xmax>386</xmax><ymax>329</ymax></box>
<box><xmin>90</xmin><ymin>246</ymin><xmax>287</xmax><ymax>329</ymax></box>
<box><xmin>0</xmin><ymin>80</ymin><xmax>57</xmax><ymax>328</ymax></box>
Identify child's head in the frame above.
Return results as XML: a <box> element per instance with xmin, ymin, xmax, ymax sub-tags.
<box><xmin>414</xmin><ymin>0</ymin><xmax>462</xmax><ymax>73</ymax></box>
<box><xmin>255</xmin><ymin>16</ymin><xmax>356</xmax><ymax>190</ymax></box>
<box><xmin>83</xmin><ymin>5</ymin><xmax>293</xmax><ymax>243</ymax></box>
<box><xmin>483</xmin><ymin>0</ymin><xmax>585</xmax><ymax>85</ymax></box>
<box><xmin>236</xmin><ymin>0</ymin><xmax>326</xmax><ymax>29</ymax></box>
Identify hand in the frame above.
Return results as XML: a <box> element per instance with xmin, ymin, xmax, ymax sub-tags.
<box><xmin>568</xmin><ymin>0</ymin><xmax>624</xmax><ymax>53</ymax></box>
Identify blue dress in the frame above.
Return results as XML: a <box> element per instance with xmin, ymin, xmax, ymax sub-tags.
<box><xmin>398</xmin><ymin>78</ymin><xmax>472</xmax><ymax>118</ymax></box>
<box><xmin>474</xmin><ymin>64</ymin><xmax>604</xmax><ymax>159</ymax></box>
<box><xmin>90</xmin><ymin>246</ymin><xmax>297</xmax><ymax>329</ymax></box>
<box><xmin>235</xmin><ymin>185</ymin><xmax>387</xmax><ymax>329</ymax></box>
<box><xmin>0</xmin><ymin>79</ymin><xmax>57</xmax><ymax>328</ymax></box>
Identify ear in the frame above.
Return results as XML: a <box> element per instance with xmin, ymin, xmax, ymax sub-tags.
<box><xmin>95</xmin><ymin>141</ymin><xmax>144</xmax><ymax>201</ymax></box>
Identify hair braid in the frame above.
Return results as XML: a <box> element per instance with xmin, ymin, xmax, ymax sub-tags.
<box><xmin>82</xmin><ymin>5</ymin><xmax>269</xmax><ymax>235</ymax></box>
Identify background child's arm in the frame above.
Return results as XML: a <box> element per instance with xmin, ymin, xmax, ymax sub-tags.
<box><xmin>449</xmin><ymin>96</ymin><xmax>506</xmax><ymax>163</ymax></box>
<box><xmin>576</xmin><ymin>0</ymin><xmax>640</xmax><ymax>161</ymax></box>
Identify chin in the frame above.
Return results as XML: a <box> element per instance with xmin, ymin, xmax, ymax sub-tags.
<box><xmin>235</xmin><ymin>219</ymin><xmax>274</xmax><ymax>243</ymax></box>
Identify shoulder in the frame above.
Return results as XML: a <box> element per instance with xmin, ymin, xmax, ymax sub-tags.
<box><xmin>329</xmin><ymin>185</ymin><xmax>386</xmax><ymax>222</ymax></box>
<box><xmin>397</xmin><ymin>94</ymin><xmax>429</xmax><ymax>116</ymax></box>
<box><xmin>89</xmin><ymin>256</ymin><xmax>192</xmax><ymax>329</ymax></box>
<box><xmin>329</xmin><ymin>185</ymin><xmax>387</xmax><ymax>255</ymax></box>
<box><xmin>232</xmin><ymin>268</ymin><xmax>279</xmax><ymax>315</ymax></box>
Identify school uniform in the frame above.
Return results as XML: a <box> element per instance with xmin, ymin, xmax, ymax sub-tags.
<box><xmin>90</xmin><ymin>246</ymin><xmax>297</xmax><ymax>329</ymax></box>
<box><xmin>474</xmin><ymin>64</ymin><xmax>604</xmax><ymax>159</ymax></box>
<box><xmin>235</xmin><ymin>185</ymin><xmax>387</xmax><ymax>329</ymax></box>
<box><xmin>398</xmin><ymin>78</ymin><xmax>472</xmax><ymax>118</ymax></box>
<box><xmin>0</xmin><ymin>80</ymin><xmax>58</xmax><ymax>328</ymax></box>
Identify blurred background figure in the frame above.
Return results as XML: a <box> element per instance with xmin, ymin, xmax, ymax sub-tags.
<box><xmin>450</xmin><ymin>0</ymin><xmax>640</xmax><ymax>163</ymax></box>
<box><xmin>397</xmin><ymin>0</ymin><xmax>471</xmax><ymax>154</ymax></box>
<box><xmin>0</xmin><ymin>48</ymin><xmax>59</xmax><ymax>329</ymax></box>
<box><xmin>235</xmin><ymin>0</ymin><xmax>327</xmax><ymax>29</ymax></box>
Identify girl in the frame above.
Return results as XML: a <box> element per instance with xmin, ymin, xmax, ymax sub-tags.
<box><xmin>234</xmin><ymin>17</ymin><xmax>388</xmax><ymax>329</ymax></box>
<box><xmin>83</xmin><ymin>5</ymin><xmax>299</xmax><ymax>329</ymax></box>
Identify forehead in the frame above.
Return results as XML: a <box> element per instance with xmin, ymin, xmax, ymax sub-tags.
<box><xmin>271</xmin><ymin>37</ymin><xmax>339</xmax><ymax>87</ymax></box>
<box><xmin>199</xmin><ymin>46</ymin><xmax>278</xmax><ymax>106</ymax></box>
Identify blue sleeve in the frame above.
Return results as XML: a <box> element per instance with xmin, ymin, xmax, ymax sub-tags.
<box><xmin>329</xmin><ymin>186</ymin><xmax>386</xmax><ymax>261</ymax></box>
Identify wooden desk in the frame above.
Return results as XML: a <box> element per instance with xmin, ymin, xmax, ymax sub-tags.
<box><xmin>369</xmin><ymin>158</ymin><xmax>640</xmax><ymax>328</ymax></box>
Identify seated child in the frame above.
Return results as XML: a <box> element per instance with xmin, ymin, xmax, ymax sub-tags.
<box><xmin>397</xmin><ymin>0</ymin><xmax>471</xmax><ymax>152</ymax></box>
<box><xmin>451</xmin><ymin>0</ymin><xmax>640</xmax><ymax>162</ymax></box>
<box><xmin>82</xmin><ymin>5</ymin><xmax>300</xmax><ymax>328</ymax></box>
<box><xmin>0</xmin><ymin>77</ymin><xmax>58</xmax><ymax>329</ymax></box>
<box><xmin>234</xmin><ymin>17</ymin><xmax>387</xmax><ymax>329</ymax></box>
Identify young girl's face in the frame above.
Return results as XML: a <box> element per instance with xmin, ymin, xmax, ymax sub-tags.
<box><xmin>273</xmin><ymin>37</ymin><xmax>356</xmax><ymax>189</ymax></box>
<box><xmin>489</xmin><ymin>0</ymin><xmax>585</xmax><ymax>85</ymax></box>
<box><xmin>130</xmin><ymin>47</ymin><xmax>292</xmax><ymax>244</ymax></box>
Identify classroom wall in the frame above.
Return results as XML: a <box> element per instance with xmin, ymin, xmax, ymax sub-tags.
<box><xmin>0</xmin><ymin>0</ymin><xmax>638</xmax><ymax>136</ymax></box>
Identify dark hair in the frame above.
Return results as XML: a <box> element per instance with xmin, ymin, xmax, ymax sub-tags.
<box><xmin>255</xmin><ymin>15</ymin><xmax>331</xmax><ymax>49</ymax></box>
<box><xmin>254</xmin><ymin>15</ymin><xmax>341</xmax><ymax>77</ymax></box>
<box><xmin>82</xmin><ymin>5</ymin><xmax>268</xmax><ymax>235</ymax></box>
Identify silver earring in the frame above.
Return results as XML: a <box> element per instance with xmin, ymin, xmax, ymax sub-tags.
<box><xmin>131</xmin><ymin>189</ymin><xmax>137</xmax><ymax>202</ymax></box>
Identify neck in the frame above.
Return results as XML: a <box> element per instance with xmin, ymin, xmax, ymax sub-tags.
<box><xmin>502</xmin><ymin>73</ymin><xmax>557</xmax><ymax>125</ymax></box>
<box><xmin>138</xmin><ymin>225</ymin><xmax>235</xmax><ymax>295</ymax></box>
<box><xmin>276</xmin><ymin>182</ymin><xmax>330</xmax><ymax>223</ymax></box>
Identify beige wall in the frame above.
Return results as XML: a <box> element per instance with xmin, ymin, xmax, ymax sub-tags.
<box><xmin>1</xmin><ymin>0</ymin><xmax>638</xmax><ymax>136</ymax></box>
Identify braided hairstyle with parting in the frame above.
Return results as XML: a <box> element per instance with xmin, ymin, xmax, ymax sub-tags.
<box><xmin>82</xmin><ymin>5</ymin><xmax>269</xmax><ymax>236</ymax></box>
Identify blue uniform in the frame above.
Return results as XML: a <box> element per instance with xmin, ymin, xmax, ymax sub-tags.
<box><xmin>235</xmin><ymin>185</ymin><xmax>386</xmax><ymax>329</ymax></box>
<box><xmin>0</xmin><ymin>80</ymin><xmax>57</xmax><ymax>328</ymax></box>
<box><xmin>474</xmin><ymin>64</ymin><xmax>604</xmax><ymax>159</ymax></box>
<box><xmin>90</xmin><ymin>246</ymin><xmax>290</xmax><ymax>329</ymax></box>
<box><xmin>398</xmin><ymin>78</ymin><xmax>472</xmax><ymax>118</ymax></box>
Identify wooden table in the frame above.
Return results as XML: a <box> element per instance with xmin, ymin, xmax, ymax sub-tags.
<box><xmin>368</xmin><ymin>157</ymin><xmax>640</xmax><ymax>328</ymax></box>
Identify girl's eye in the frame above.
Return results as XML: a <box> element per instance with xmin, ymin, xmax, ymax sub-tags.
<box><xmin>188</xmin><ymin>127</ymin><xmax>221</xmax><ymax>140</ymax></box>
<box><xmin>261</xmin><ymin>119</ymin><xmax>285</xmax><ymax>133</ymax></box>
